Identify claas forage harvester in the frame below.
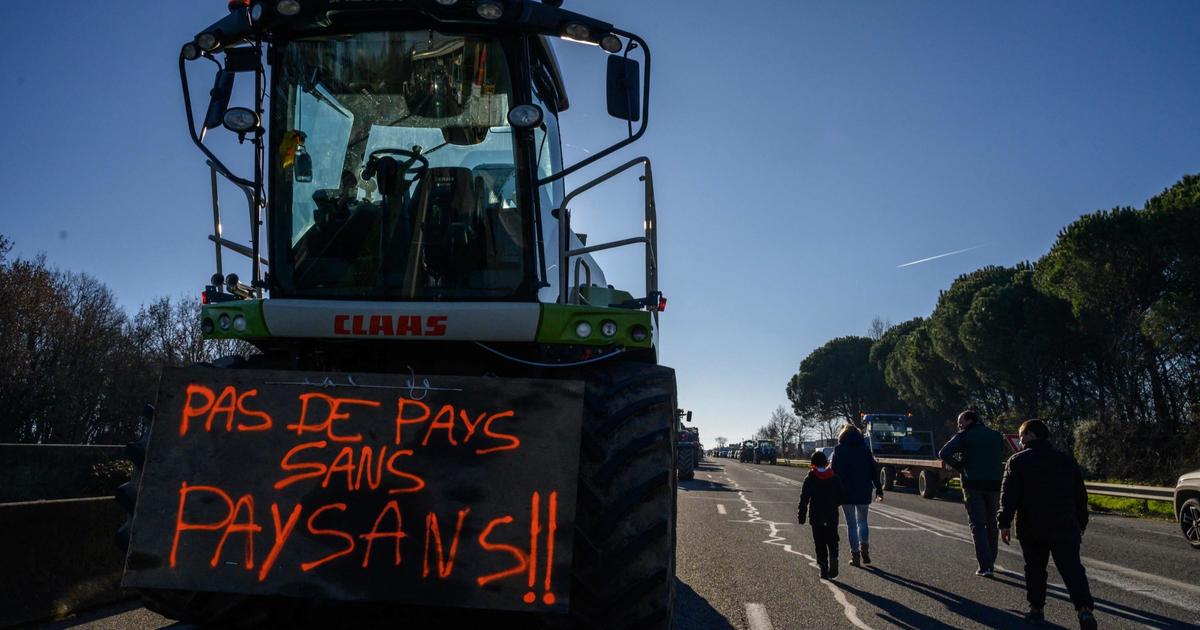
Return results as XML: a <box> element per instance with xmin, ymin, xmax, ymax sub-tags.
<box><xmin>115</xmin><ymin>1</ymin><xmax>679</xmax><ymax>627</ymax></box>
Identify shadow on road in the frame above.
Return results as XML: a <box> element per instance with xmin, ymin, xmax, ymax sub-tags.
<box><xmin>833</xmin><ymin>566</ymin><xmax>1027</xmax><ymax>629</ymax></box>
<box><xmin>673</xmin><ymin>578</ymin><xmax>735</xmax><ymax>630</ymax></box>
<box><xmin>885</xmin><ymin>483</ymin><xmax>965</xmax><ymax>504</ymax></box>
<box><xmin>678</xmin><ymin>478</ymin><xmax>740</xmax><ymax>493</ymax></box>
<box><xmin>989</xmin><ymin>569</ymin><xmax>1188</xmax><ymax>630</ymax></box>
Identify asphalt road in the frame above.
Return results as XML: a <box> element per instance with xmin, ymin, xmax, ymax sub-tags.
<box><xmin>39</xmin><ymin>458</ymin><xmax>1200</xmax><ymax>629</ymax></box>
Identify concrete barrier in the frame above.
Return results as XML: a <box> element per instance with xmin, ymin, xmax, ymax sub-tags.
<box><xmin>0</xmin><ymin>497</ymin><xmax>130</xmax><ymax>626</ymax></box>
<box><xmin>0</xmin><ymin>443</ymin><xmax>128</xmax><ymax>503</ymax></box>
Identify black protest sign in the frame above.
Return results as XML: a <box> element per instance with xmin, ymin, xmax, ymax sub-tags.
<box><xmin>123</xmin><ymin>367</ymin><xmax>583</xmax><ymax>613</ymax></box>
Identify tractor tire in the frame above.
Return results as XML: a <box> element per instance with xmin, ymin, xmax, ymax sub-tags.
<box><xmin>117</xmin><ymin>360</ymin><xmax>678</xmax><ymax>630</ymax></box>
<box><xmin>677</xmin><ymin>445</ymin><xmax>696</xmax><ymax>481</ymax></box>
<box><xmin>918</xmin><ymin>470</ymin><xmax>941</xmax><ymax>499</ymax></box>
<box><xmin>879</xmin><ymin>466</ymin><xmax>896</xmax><ymax>492</ymax></box>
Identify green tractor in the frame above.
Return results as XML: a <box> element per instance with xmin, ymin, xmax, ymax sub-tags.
<box><xmin>116</xmin><ymin>1</ymin><xmax>677</xmax><ymax>627</ymax></box>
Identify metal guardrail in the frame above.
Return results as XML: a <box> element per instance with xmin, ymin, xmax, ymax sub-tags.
<box><xmin>1084</xmin><ymin>482</ymin><xmax>1174</xmax><ymax>502</ymax></box>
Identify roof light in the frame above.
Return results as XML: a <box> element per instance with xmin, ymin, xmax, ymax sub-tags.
<box><xmin>276</xmin><ymin>0</ymin><xmax>301</xmax><ymax>16</ymax></box>
<box><xmin>249</xmin><ymin>2</ymin><xmax>265</xmax><ymax>20</ymax></box>
<box><xmin>476</xmin><ymin>0</ymin><xmax>503</xmax><ymax>19</ymax></box>
<box><xmin>436</xmin><ymin>0</ymin><xmax>459</xmax><ymax>4</ymax></box>
<box><xmin>574</xmin><ymin>321</ymin><xmax>592</xmax><ymax>338</ymax></box>
<box><xmin>507</xmin><ymin>104</ymin><xmax>543</xmax><ymax>129</ymax></box>
<box><xmin>563</xmin><ymin>23</ymin><xmax>591</xmax><ymax>41</ymax></box>
<box><xmin>195</xmin><ymin>32</ymin><xmax>219</xmax><ymax>51</ymax></box>
<box><xmin>182</xmin><ymin>42</ymin><xmax>201</xmax><ymax>61</ymax></box>
<box><xmin>600</xmin><ymin>34</ymin><xmax>622</xmax><ymax>53</ymax></box>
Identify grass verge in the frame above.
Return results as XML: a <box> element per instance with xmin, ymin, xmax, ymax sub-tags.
<box><xmin>1087</xmin><ymin>494</ymin><xmax>1175</xmax><ymax>520</ymax></box>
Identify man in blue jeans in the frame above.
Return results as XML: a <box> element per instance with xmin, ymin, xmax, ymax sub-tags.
<box><xmin>938</xmin><ymin>409</ymin><xmax>1007</xmax><ymax>577</ymax></box>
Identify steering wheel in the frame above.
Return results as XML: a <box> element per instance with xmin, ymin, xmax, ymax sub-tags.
<box><xmin>362</xmin><ymin>148</ymin><xmax>429</xmax><ymax>198</ymax></box>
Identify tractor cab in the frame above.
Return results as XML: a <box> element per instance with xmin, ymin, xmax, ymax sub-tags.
<box><xmin>860</xmin><ymin>413</ymin><xmax>932</xmax><ymax>457</ymax></box>
<box><xmin>181</xmin><ymin>0</ymin><xmax>662</xmax><ymax>366</ymax></box>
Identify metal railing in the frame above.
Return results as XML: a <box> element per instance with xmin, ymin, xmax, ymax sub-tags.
<box><xmin>1084</xmin><ymin>482</ymin><xmax>1174</xmax><ymax>502</ymax></box>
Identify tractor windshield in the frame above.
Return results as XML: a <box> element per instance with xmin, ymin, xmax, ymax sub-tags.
<box><xmin>270</xmin><ymin>31</ymin><xmax>528</xmax><ymax>298</ymax></box>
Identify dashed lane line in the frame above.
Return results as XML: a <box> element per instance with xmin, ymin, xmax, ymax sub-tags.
<box><xmin>744</xmin><ymin>603</ymin><xmax>775</xmax><ymax>630</ymax></box>
<box><xmin>717</xmin><ymin>504</ymin><xmax>727</xmax><ymax>515</ymax></box>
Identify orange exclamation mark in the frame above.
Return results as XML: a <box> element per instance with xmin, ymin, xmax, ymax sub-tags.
<box><xmin>523</xmin><ymin>491</ymin><xmax>541</xmax><ymax>604</ymax></box>
<box><xmin>542</xmin><ymin>491</ymin><xmax>558</xmax><ymax>605</ymax></box>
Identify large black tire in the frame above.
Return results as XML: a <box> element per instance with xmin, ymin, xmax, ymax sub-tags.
<box><xmin>918</xmin><ymin>470</ymin><xmax>941</xmax><ymax>499</ymax></box>
<box><xmin>677</xmin><ymin>444</ymin><xmax>696</xmax><ymax>481</ymax></box>
<box><xmin>879</xmin><ymin>466</ymin><xmax>896</xmax><ymax>491</ymax></box>
<box><xmin>117</xmin><ymin>360</ymin><xmax>678</xmax><ymax>629</ymax></box>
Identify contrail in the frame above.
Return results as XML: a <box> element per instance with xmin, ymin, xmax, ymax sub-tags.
<box><xmin>897</xmin><ymin>245</ymin><xmax>983</xmax><ymax>268</ymax></box>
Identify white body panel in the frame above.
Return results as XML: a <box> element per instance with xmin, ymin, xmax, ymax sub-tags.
<box><xmin>262</xmin><ymin>299</ymin><xmax>541</xmax><ymax>341</ymax></box>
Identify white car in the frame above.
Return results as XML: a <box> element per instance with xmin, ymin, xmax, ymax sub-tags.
<box><xmin>1175</xmin><ymin>470</ymin><xmax>1200</xmax><ymax>550</ymax></box>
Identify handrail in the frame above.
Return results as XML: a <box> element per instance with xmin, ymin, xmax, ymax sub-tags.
<box><xmin>557</xmin><ymin>157</ymin><xmax>657</xmax><ymax>306</ymax></box>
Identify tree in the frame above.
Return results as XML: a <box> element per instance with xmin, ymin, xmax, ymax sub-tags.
<box><xmin>787</xmin><ymin>336</ymin><xmax>903</xmax><ymax>429</ymax></box>
<box><xmin>867</xmin><ymin>316</ymin><xmax>892</xmax><ymax>341</ymax></box>
<box><xmin>714</xmin><ymin>436</ymin><xmax>728</xmax><ymax>448</ymax></box>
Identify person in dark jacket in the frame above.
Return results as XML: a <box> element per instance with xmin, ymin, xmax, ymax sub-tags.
<box><xmin>797</xmin><ymin>450</ymin><xmax>847</xmax><ymax>579</ymax></box>
<box><xmin>831</xmin><ymin>424</ymin><xmax>883</xmax><ymax>567</ymax></box>
<box><xmin>938</xmin><ymin>409</ymin><xmax>1007</xmax><ymax>577</ymax></box>
<box><xmin>999</xmin><ymin>419</ymin><xmax>1097</xmax><ymax>629</ymax></box>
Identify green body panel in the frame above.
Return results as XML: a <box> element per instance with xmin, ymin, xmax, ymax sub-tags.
<box><xmin>201</xmin><ymin>300</ymin><xmax>269</xmax><ymax>339</ymax></box>
<box><xmin>536</xmin><ymin>303</ymin><xmax>653</xmax><ymax>348</ymax></box>
<box><xmin>578</xmin><ymin>285</ymin><xmax>636</xmax><ymax>308</ymax></box>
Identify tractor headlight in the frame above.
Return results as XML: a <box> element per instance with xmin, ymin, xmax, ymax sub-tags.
<box><xmin>276</xmin><ymin>0</ymin><xmax>301</xmax><ymax>16</ymax></box>
<box><xmin>436</xmin><ymin>0</ymin><xmax>459</xmax><ymax>4</ymax></box>
<box><xmin>249</xmin><ymin>2</ymin><xmax>265</xmax><ymax>21</ymax></box>
<box><xmin>630</xmin><ymin>325</ymin><xmax>649</xmax><ymax>342</ymax></box>
<box><xmin>233</xmin><ymin>315</ymin><xmax>247</xmax><ymax>332</ymax></box>
<box><xmin>574</xmin><ymin>321</ymin><xmax>592</xmax><ymax>338</ymax></box>
<box><xmin>223</xmin><ymin>108</ymin><xmax>260</xmax><ymax>133</ymax></box>
<box><xmin>476</xmin><ymin>0</ymin><xmax>503</xmax><ymax>19</ymax></box>
<box><xmin>218</xmin><ymin>314</ymin><xmax>232</xmax><ymax>331</ymax></box>
<box><xmin>600</xmin><ymin>320</ymin><xmax>618</xmax><ymax>337</ymax></box>
<box><xmin>201</xmin><ymin>318</ymin><xmax>215</xmax><ymax>334</ymax></box>
<box><xmin>600</xmin><ymin>34</ymin><xmax>623</xmax><ymax>53</ymax></box>
<box><xmin>195</xmin><ymin>32</ymin><xmax>219</xmax><ymax>51</ymax></box>
<box><xmin>182</xmin><ymin>42</ymin><xmax>201</xmax><ymax>61</ymax></box>
<box><xmin>563</xmin><ymin>23</ymin><xmax>591</xmax><ymax>42</ymax></box>
<box><xmin>507</xmin><ymin>104</ymin><xmax>543</xmax><ymax>129</ymax></box>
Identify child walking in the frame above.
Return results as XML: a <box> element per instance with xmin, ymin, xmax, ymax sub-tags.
<box><xmin>797</xmin><ymin>450</ymin><xmax>847</xmax><ymax>579</ymax></box>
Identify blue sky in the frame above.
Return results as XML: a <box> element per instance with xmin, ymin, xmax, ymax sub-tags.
<box><xmin>2</xmin><ymin>1</ymin><xmax>1199</xmax><ymax>445</ymax></box>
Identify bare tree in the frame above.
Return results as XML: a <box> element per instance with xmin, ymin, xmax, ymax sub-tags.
<box><xmin>868</xmin><ymin>316</ymin><xmax>893</xmax><ymax>341</ymax></box>
<box><xmin>714</xmin><ymin>436</ymin><xmax>728</xmax><ymax>448</ymax></box>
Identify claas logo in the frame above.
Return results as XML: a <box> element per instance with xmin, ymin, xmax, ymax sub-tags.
<box><xmin>334</xmin><ymin>315</ymin><xmax>448</xmax><ymax>337</ymax></box>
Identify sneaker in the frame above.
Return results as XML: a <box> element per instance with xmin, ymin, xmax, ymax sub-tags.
<box><xmin>1077</xmin><ymin>608</ymin><xmax>1097</xmax><ymax>630</ymax></box>
<box><xmin>1025</xmin><ymin>608</ymin><xmax>1045</xmax><ymax>625</ymax></box>
<box><xmin>975</xmin><ymin>569</ymin><xmax>994</xmax><ymax>577</ymax></box>
<box><xmin>861</xmin><ymin>543</ymin><xmax>872</xmax><ymax>565</ymax></box>
<box><xmin>849</xmin><ymin>551</ymin><xmax>861</xmax><ymax>567</ymax></box>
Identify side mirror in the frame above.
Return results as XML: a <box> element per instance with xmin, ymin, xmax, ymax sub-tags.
<box><xmin>203</xmin><ymin>69</ymin><xmax>236</xmax><ymax>131</ymax></box>
<box><xmin>606</xmin><ymin>56</ymin><xmax>640</xmax><ymax>122</ymax></box>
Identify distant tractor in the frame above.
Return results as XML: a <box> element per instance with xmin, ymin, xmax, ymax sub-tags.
<box><xmin>115</xmin><ymin>1</ymin><xmax>679</xmax><ymax>627</ymax></box>
<box><xmin>754</xmin><ymin>439</ymin><xmax>778</xmax><ymax>465</ymax></box>
<box><xmin>677</xmin><ymin>410</ymin><xmax>698</xmax><ymax>481</ymax></box>
<box><xmin>739</xmin><ymin>440</ymin><xmax>757</xmax><ymax>463</ymax></box>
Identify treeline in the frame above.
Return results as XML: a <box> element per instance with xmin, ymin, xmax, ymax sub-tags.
<box><xmin>788</xmin><ymin>174</ymin><xmax>1200</xmax><ymax>484</ymax></box>
<box><xmin>0</xmin><ymin>235</ymin><xmax>247</xmax><ymax>444</ymax></box>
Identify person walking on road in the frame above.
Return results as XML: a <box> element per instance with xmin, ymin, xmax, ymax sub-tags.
<box><xmin>937</xmin><ymin>409</ymin><xmax>1008</xmax><ymax>577</ymax></box>
<box><xmin>998</xmin><ymin>419</ymin><xmax>1097</xmax><ymax>629</ymax></box>
<box><xmin>797</xmin><ymin>450</ymin><xmax>847</xmax><ymax>580</ymax></box>
<box><xmin>831</xmin><ymin>424</ymin><xmax>884</xmax><ymax>567</ymax></box>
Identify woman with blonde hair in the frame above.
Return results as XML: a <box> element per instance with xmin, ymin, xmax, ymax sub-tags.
<box><xmin>831</xmin><ymin>423</ymin><xmax>884</xmax><ymax>566</ymax></box>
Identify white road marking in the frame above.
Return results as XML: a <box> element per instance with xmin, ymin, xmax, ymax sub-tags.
<box><xmin>717</xmin><ymin>504</ymin><xmax>727</xmax><ymax>515</ymax></box>
<box><xmin>744</xmin><ymin>603</ymin><xmax>775</xmax><ymax>630</ymax></box>
<box><xmin>874</xmin><ymin>503</ymin><xmax>1199</xmax><ymax>620</ymax></box>
<box><xmin>734</xmin><ymin>489</ymin><xmax>872</xmax><ymax>629</ymax></box>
